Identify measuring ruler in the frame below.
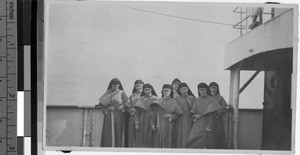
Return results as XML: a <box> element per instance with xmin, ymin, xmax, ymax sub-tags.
<box><xmin>0</xmin><ymin>0</ymin><xmax>18</xmax><ymax>155</ymax></box>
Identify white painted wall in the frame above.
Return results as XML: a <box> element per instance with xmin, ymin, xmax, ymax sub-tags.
<box><xmin>225</xmin><ymin>9</ymin><xmax>293</xmax><ymax>69</ymax></box>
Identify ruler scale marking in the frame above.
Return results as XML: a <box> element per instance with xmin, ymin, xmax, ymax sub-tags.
<box><xmin>0</xmin><ymin>0</ymin><xmax>17</xmax><ymax>155</ymax></box>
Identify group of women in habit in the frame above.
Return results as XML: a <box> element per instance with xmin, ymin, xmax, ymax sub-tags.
<box><xmin>95</xmin><ymin>78</ymin><xmax>232</xmax><ymax>149</ymax></box>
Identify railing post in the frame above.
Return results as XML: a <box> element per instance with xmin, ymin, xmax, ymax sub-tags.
<box><xmin>240</xmin><ymin>7</ymin><xmax>243</xmax><ymax>36</ymax></box>
<box><xmin>245</xmin><ymin>10</ymin><xmax>248</xmax><ymax>33</ymax></box>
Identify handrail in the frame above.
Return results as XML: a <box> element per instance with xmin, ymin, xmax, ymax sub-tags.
<box><xmin>233</xmin><ymin>7</ymin><xmax>246</xmax><ymax>13</ymax></box>
<box><xmin>233</xmin><ymin>7</ymin><xmax>273</xmax><ymax>36</ymax></box>
<box><xmin>233</xmin><ymin>7</ymin><xmax>245</xmax><ymax>36</ymax></box>
<box><xmin>232</xmin><ymin>7</ymin><xmax>274</xmax><ymax>36</ymax></box>
<box><xmin>233</xmin><ymin>15</ymin><xmax>251</xmax><ymax>29</ymax></box>
<box><xmin>47</xmin><ymin>105</ymin><xmax>96</xmax><ymax>109</ymax></box>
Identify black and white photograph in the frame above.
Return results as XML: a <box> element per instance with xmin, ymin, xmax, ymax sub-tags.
<box><xmin>41</xmin><ymin>0</ymin><xmax>298</xmax><ymax>154</ymax></box>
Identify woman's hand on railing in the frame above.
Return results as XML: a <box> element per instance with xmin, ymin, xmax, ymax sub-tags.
<box><xmin>163</xmin><ymin>114</ymin><xmax>171</xmax><ymax>119</ymax></box>
<box><xmin>117</xmin><ymin>105</ymin><xmax>125</xmax><ymax>112</ymax></box>
<box><xmin>94</xmin><ymin>104</ymin><xmax>101</xmax><ymax>108</ymax></box>
<box><xmin>108</xmin><ymin>106</ymin><xmax>115</xmax><ymax>111</ymax></box>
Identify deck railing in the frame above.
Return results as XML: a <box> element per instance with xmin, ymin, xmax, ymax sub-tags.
<box><xmin>233</xmin><ymin>7</ymin><xmax>274</xmax><ymax>36</ymax></box>
<box><xmin>46</xmin><ymin>105</ymin><xmax>263</xmax><ymax>149</ymax></box>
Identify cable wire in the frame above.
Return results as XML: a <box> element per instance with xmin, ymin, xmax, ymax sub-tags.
<box><xmin>119</xmin><ymin>5</ymin><xmax>235</xmax><ymax>26</ymax></box>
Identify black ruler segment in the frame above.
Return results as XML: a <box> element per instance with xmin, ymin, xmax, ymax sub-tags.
<box><xmin>17</xmin><ymin>0</ymin><xmax>23</xmax><ymax>91</ymax></box>
<box><xmin>17</xmin><ymin>137</ymin><xmax>23</xmax><ymax>155</ymax></box>
<box><xmin>31</xmin><ymin>0</ymin><xmax>37</xmax><ymax>155</ymax></box>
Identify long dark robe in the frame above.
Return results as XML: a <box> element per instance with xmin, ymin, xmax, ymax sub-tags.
<box><xmin>174</xmin><ymin>95</ymin><xmax>195</xmax><ymax>148</ymax></box>
<box><xmin>134</xmin><ymin>95</ymin><xmax>158</xmax><ymax>148</ymax></box>
<box><xmin>150</xmin><ymin>97</ymin><xmax>183</xmax><ymax>148</ymax></box>
<box><xmin>98</xmin><ymin>89</ymin><xmax>128</xmax><ymax>147</ymax></box>
<box><xmin>209</xmin><ymin>94</ymin><xmax>228</xmax><ymax>149</ymax></box>
<box><xmin>186</xmin><ymin>95</ymin><xmax>221</xmax><ymax>149</ymax></box>
<box><xmin>124</xmin><ymin>92</ymin><xmax>142</xmax><ymax>147</ymax></box>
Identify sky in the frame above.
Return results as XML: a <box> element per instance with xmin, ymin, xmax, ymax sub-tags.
<box><xmin>45</xmin><ymin>1</ymin><xmax>265</xmax><ymax>109</ymax></box>
<box><xmin>41</xmin><ymin>0</ymin><xmax>300</xmax><ymax>155</ymax></box>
